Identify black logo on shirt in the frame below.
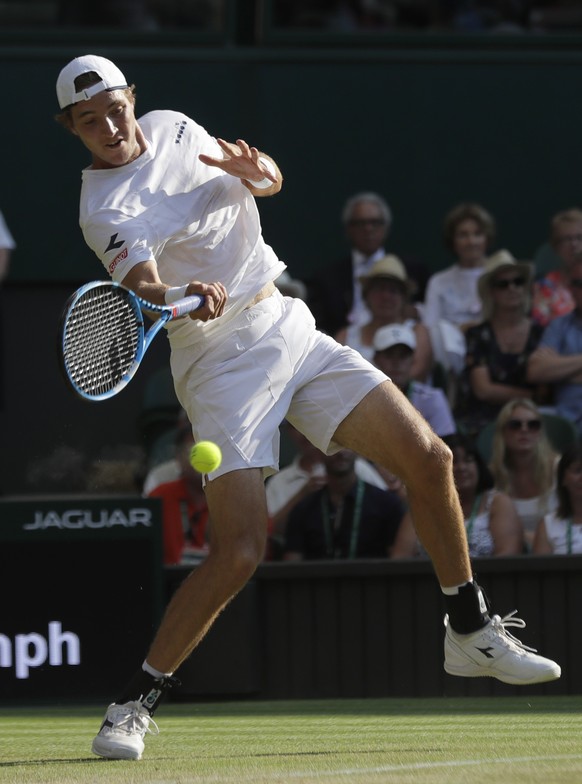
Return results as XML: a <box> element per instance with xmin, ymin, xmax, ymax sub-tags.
<box><xmin>174</xmin><ymin>120</ymin><xmax>187</xmax><ymax>144</ymax></box>
<box><xmin>105</xmin><ymin>233</ymin><xmax>124</xmax><ymax>253</ymax></box>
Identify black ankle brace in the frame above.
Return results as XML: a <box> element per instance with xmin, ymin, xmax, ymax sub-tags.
<box><xmin>444</xmin><ymin>580</ymin><xmax>491</xmax><ymax>634</ymax></box>
<box><xmin>115</xmin><ymin>668</ymin><xmax>180</xmax><ymax>715</ymax></box>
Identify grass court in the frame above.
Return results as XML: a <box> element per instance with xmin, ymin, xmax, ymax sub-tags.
<box><xmin>1</xmin><ymin>695</ymin><xmax>581</xmax><ymax>783</ymax></box>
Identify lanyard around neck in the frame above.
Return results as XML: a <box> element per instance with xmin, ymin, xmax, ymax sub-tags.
<box><xmin>321</xmin><ymin>479</ymin><xmax>364</xmax><ymax>559</ymax></box>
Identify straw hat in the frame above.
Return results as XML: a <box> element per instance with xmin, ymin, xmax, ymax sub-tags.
<box><xmin>359</xmin><ymin>255</ymin><xmax>415</xmax><ymax>294</ymax></box>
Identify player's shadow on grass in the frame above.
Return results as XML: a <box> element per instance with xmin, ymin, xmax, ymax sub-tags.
<box><xmin>0</xmin><ymin>758</ymin><xmax>104</xmax><ymax>767</ymax></box>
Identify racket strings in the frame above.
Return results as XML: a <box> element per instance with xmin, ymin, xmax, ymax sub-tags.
<box><xmin>63</xmin><ymin>287</ymin><xmax>141</xmax><ymax>396</ymax></box>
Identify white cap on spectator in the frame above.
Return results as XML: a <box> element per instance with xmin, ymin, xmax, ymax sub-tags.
<box><xmin>373</xmin><ymin>323</ymin><xmax>417</xmax><ymax>352</ymax></box>
<box><xmin>56</xmin><ymin>55</ymin><xmax>128</xmax><ymax>109</ymax></box>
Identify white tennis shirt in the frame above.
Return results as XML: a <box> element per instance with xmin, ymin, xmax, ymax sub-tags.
<box><xmin>79</xmin><ymin>109</ymin><xmax>285</xmax><ymax>347</ymax></box>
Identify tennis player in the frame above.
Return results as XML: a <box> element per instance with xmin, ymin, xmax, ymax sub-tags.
<box><xmin>55</xmin><ymin>55</ymin><xmax>560</xmax><ymax>761</ymax></box>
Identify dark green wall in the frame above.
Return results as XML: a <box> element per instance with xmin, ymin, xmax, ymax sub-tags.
<box><xmin>2</xmin><ymin>37</ymin><xmax>582</xmax><ymax>285</ymax></box>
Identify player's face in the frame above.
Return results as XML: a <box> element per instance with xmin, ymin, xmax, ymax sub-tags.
<box><xmin>70</xmin><ymin>89</ymin><xmax>144</xmax><ymax>169</ymax></box>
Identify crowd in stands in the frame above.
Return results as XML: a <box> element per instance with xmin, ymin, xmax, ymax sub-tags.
<box><xmin>131</xmin><ymin>194</ymin><xmax>582</xmax><ymax>565</ymax></box>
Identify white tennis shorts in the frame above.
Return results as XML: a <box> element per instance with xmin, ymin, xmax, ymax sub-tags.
<box><xmin>170</xmin><ymin>290</ymin><xmax>387</xmax><ymax>480</ymax></box>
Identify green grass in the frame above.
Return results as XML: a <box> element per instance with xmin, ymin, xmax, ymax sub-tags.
<box><xmin>1</xmin><ymin>697</ymin><xmax>581</xmax><ymax>783</ymax></box>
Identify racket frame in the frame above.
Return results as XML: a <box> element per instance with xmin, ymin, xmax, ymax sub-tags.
<box><xmin>59</xmin><ymin>280</ymin><xmax>203</xmax><ymax>402</ymax></box>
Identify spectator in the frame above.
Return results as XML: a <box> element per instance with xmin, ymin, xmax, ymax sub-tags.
<box><xmin>147</xmin><ymin>423</ymin><xmax>209</xmax><ymax>565</ymax></box>
<box><xmin>489</xmin><ymin>398</ymin><xmax>558</xmax><ymax>551</ymax></box>
<box><xmin>423</xmin><ymin>202</ymin><xmax>496</xmax><ymax>333</ymax></box>
<box><xmin>307</xmin><ymin>192</ymin><xmax>426</xmax><ymax>335</ymax></box>
<box><xmin>531</xmin><ymin>207</ymin><xmax>581</xmax><ymax>327</ymax></box>
<box><xmin>392</xmin><ymin>433</ymin><xmax>524</xmax><ymax>558</ymax></box>
<box><xmin>266</xmin><ymin>423</ymin><xmax>327</xmax><ymax>557</ymax></box>
<box><xmin>454</xmin><ymin>250</ymin><xmax>546</xmax><ymax>437</ymax></box>
<box><xmin>142</xmin><ymin>408</ymin><xmax>190</xmax><ymax>494</ymax></box>
<box><xmin>336</xmin><ymin>254</ymin><xmax>433</xmax><ymax>379</ymax></box>
<box><xmin>533</xmin><ymin>439</ymin><xmax>582</xmax><ymax>554</ymax></box>
<box><xmin>283</xmin><ymin>448</ymin><xmax>405</xmax><ymax>560</ymax></box>
<box><xmin>527</xmin><ymin>257</ymin><xmax>582</xmax><ymax>434</ymax></box>
<box><xmin>266</xmin><ymin>421</ymin><xmax>395</xmax><ymax>557</ymax></box>
<box><xmin>373</xmin><ymin>323</ymin><xmax>456</xmax><ymax>437</ymax></box>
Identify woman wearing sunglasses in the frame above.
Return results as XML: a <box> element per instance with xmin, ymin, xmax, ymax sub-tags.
<box><xmin>455</xmin><ymin>250</ymin><xmax>547</xmax><ymax>438</ymax></box>
<box><xmin>490</xmin><ymin>399</ymin><xmax>558</xmax><ymax>551</ymax></box>
<box><xmin>533</xmin><ymin>439</ymin><xmax>582</xmax><ymax>554</ymax></box>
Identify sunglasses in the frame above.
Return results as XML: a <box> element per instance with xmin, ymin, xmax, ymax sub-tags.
<box><xmin>491</xmin><ymin>276</ymin><xmax>526</xmax><ymax>290</ymax></box>
<box><xmin>505</xmin><ymin>418</ymin><xmax>542</xmax><ymax>432</ymax></box>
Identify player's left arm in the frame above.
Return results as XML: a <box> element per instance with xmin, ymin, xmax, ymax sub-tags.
<box><xmin>199</xmin><ymin>137</ymin><xmax>283</xmax><ymax>197</ymax></box>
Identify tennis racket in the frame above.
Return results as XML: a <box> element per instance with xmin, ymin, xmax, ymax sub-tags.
<box><xmin>59</xmin><ymin>280</ymin><xmax>204</xmax><ymax>401</ymax></box>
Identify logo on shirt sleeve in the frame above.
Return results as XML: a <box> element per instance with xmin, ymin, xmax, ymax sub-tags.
<box><xmin>108</xmin><ymin>247</ymin><xmax>128</xmax><ymax>274</ymax></box>
<box><xmin>105</xmin><ymin>233</ymin><xmax>125</xmax><ymax>253</ymax></box>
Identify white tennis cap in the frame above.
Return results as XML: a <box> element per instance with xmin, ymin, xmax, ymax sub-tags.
<box><xmin>56</xmin><ymin>54</ymin><xmax>128</xmax><ymax>109</ymax></box>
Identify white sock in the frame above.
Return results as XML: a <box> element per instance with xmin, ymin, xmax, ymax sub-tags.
<box><xmin>142</xmin><ymin>659</ymin><xmax>173</xmax><ymax>679</ymax></box>
<box><xmin>441</xmin><ymin>579</ymin><xmax>473</xmax><ymax>596</ymax></box>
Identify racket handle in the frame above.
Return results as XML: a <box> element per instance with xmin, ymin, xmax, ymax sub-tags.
<box><xmin>170</xmin><ymin>295</ymin><xmax>205</xmax><ymax>318</ymax></box>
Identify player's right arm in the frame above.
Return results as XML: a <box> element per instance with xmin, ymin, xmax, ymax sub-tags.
<box><xmin>121</xmin><ymin>260</ymin><xmax>227</xmax><ymax>321</ymax></box>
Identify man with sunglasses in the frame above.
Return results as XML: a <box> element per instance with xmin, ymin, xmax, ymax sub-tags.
<box><xmin>528</xmin><ymin>258</ymin><xmax>582</xmax><ymax>434</ymax></box>
<box><xmin>307</xmin><ymin>192</ymin><xmax>393</xmax><ymax>336</ymax></box>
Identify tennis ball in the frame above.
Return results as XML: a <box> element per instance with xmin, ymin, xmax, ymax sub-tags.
<box><xmin>190</xmin><ymin>441</ymin><xmax>222</xmax><ymax>474</ymax></box>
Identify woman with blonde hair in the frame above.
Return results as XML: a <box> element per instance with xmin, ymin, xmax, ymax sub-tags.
<box><xmin>489</xmin><ymin>398</ymin><xmax>558</xmax><ymax>550</ymax></box>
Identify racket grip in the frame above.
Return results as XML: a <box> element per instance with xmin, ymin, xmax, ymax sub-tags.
<box><xmin>171</xmin><ymin>295</ymin><xmax>205</xmax><ymax>318</ymax></box>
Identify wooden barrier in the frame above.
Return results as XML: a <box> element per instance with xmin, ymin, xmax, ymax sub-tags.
<box><xmin>169</xmin><ymin>557</ymin><xmax>582</xmax><ymax>700</ymax></box>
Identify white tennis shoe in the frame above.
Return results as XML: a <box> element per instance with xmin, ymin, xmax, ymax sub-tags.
<box><xmin>91</xmin><ymin>701</ymin><xmax>159</xmax><ymax>760</ymax></box>
<box><xmin>444</xmin><ymin>611</ymin><xmax>561</xmax><ymax>685</ymax></box>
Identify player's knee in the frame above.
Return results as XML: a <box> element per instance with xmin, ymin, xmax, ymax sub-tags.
<box><xmin>213</xmin><ymin>530</ymin><xmax>265</xmax><ymax>586</ymax></box>
<box><xmin>406</xmin><ymin>432</ymin><xmax>452</xmax><ymax>487</ymax></box>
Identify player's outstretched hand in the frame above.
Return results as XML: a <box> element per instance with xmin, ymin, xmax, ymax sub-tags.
<box><xmin>186</xmin><ymin>280</ymin><xmax>227</xmax><ymax>321</ymax></box>
<box><xmin>199</xmin><ymin>138</ymin><xmax>276</xmax><ymax>187</ymax></box>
